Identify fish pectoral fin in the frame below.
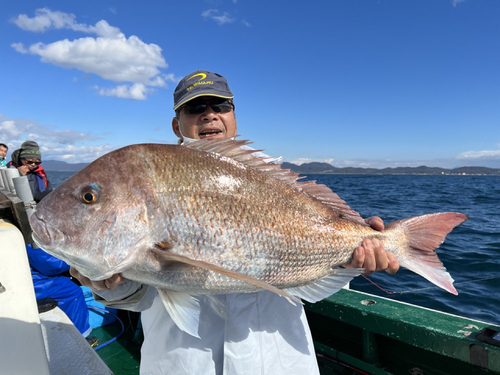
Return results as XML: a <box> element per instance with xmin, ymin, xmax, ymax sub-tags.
<box><xmin>285</xmin><ymin>268</ymin><xmax>364</xmax><ymax>303</ymax></box>
<box><xmin>157</xmin><ymin>289</ymin><xmax>201</xmax><ymax>338</ymax></box>
<box><xmin>153</xmin><ymin>248</ymin><xmax>301</xmax><ymax>306</ymax></box>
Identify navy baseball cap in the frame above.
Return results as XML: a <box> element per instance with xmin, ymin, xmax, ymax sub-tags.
<box><xmin>173</xmin><ymin>70</ymin><xmax>234</xmax><ymax>111</ymax></box>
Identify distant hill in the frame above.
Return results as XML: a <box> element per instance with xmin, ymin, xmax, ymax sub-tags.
<box><xmin>281</xmin><ymin>162</ymin><xmax>500</xmax><ymax>176</ymax></box>
<box><xmin>42</xmin><ymin>160</ymin><xmax>89</xmax><ymax>172</ymax></box>
<box><xmin>41</xmin><ymin>159</ymin><xmax>500</xmax><ymax>175</ymax></box>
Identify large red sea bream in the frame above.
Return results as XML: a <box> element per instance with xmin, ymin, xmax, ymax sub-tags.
<box><xmin>30</xmin><ymin>138</ymin><xmax>467</xmax><ymax>337</ymax></box>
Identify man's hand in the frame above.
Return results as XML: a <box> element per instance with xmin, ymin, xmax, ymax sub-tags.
<box><xmin>17</xmin><ymin>165</ymin><xmax>30</xmax><ymax>176</ymax></box>
<box><xmin>344</xmin><ymin>216</ymin><xmax>399</xmax><ymax>275</ymax></box>
<box><xmin>70</xmin><ymin>267</ymin><xmax>124</xmax><ymax>291</ymax></box>
<box><xmin>365</xmin><ymin>216</ymin><xmax>384</xmax><ymax>231</ymax></box>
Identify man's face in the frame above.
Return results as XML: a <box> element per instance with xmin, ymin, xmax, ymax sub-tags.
<box><xmin>21</xmin><ymin>158</ymin><xmax>41</xmax><ymax>171</ymax></box>
<box><xmin>172</xmin><ymin>96</ymin><xmax>237</xmax><ymax>141</ymax></box>
<box><xmin>0</xmin><ymin>146</ymin><xmax>7</xmax><ymax>159</ymax></box>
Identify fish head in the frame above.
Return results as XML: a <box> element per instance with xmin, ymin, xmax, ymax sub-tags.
<box><xmin>30</xmin><ymin>147</ymin><xmax>151</xmax><ymax>280</ymax></box>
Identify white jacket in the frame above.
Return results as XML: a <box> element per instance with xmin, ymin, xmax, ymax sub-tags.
<box><xmin>95</xmin><ymin>283</ymin><xmax>320</xmax><ymax>375</ymax></box>
<box><xmin>94</xmin><ymin>143</ymin><xmax>320</xmax><ymax>374</ymax></box>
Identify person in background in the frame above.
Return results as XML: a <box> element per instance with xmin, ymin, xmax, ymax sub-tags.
<box><xmin>9</xmin><ymin>141</ymin><xmax>97</xmax><ymax>346</ymax></box>
<box><xmin>0</xmin><ymin>143</ymin><xmax>8</xmax><ymax>167</ymax></box>
<box><xmin>8</xmin><ymin>140</ymin><xmax>52</xmax><ymax>202</ymax></box>
<box><xmin>71</xmin><ymin>70</ymin><xmax>399</xmax><ymax>374</ymax></box>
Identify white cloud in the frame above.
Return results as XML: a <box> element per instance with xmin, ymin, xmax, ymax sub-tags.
<box><xmin>202</xmin><ymin>9</ymin><xmax>236</xmax><ymax>25</ymax></box>
<box><xmin>451</xmin><ymin>0</ymin><xmax>466</xmax><ymax>7</ymax></box>
<box><xmin>97</xmin><ymin>83</ymin><xmax>150</xmax><ymax>100</ymax></box>
<box><xmin>287</xmin><ymin>157</ymin><xmax>334</xmax><ymax>166</ymax></box>
<box><xmin>0</xmin><ymin>116</ymin><xmax>98</xmax><ymax>146</ymax></box>
<box><xmin>11</xmin><ymin>8</ymin><xmax>81</xmax><ymax>33</ymax></box>
<box><xmin>43</xmin><ymin>144</ymin><xmax>116</xmax><ymax>163</ymax></box>
<box><xmin>21</xmin><ymin>35</ymin><xmax>167</xmax><ymax>85</ymax></box>
<box><xmin>11</xmin><ymin>9</ymin><xmax>174</xmax><ymax>100</ymax></box>
<box><xmin>457</xmin><ymin>149</ymin><xmax>500</xmax><ymax>161</ymax></box>
<box><xmin>0</xmin><ymin>120</ymin><xmax>26</xmax><ymax>138</ymax></box>
<box><xmin>11</xmin><ymin>8</ymin><xmax>121</xmax><ymax>37</ymax></box>
<box><xmin>0</xmin><ymin>114</ymin><xmax>108</xmax><ymax>163</ymax></box>
<box><xmin>11</xmin><ymin>42</ymin><xmax>28</xmax><ymax>54</ymax></box>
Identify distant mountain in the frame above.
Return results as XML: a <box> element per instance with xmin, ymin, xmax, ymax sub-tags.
<box><xmin>281</xmin><ymin>162</ymin><xmax>500</xmax><ymax>176</ymax></box>
<box><xmin>451</xmin><ymin>166</ymin><xmax>500</xmax><ymax>175</ymax></box>
<box><xmin>41</xmin><ymin>159</ymin><xmax>500</xmax><ymax>175</ymax></box>
<box><xmin>42</xmin><ymin>160</ymin><xmax>89</xmax><ymax>172</ymax></box>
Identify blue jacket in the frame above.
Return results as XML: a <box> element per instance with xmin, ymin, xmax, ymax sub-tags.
<box><xmin>26</xmin><ymin>244</ymin><xmax>91</xmax><ymax>335</ymax></box>
<box><xmin>26</xmin><ymin>245</ymin><xmax>70</xmax><ymax>284</ymax></box>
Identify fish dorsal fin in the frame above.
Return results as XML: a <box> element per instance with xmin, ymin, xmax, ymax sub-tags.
<box><xmin>153</xmin><ymin>246</ymin><xmax>301</xmax><ymax>306</ymax></box>
<box><xmin>184</xmin><ymin>137</ymin><xmax>367</xmax><ymax>225</ymax></box>
<box><xmin>157</xmin><ymin>289</ymin><xmax>201</xmax><ymax>338</ymax></box>
<box><xmin>285</xmin><ymin>268</ymin><xmax>364</xmax><ymax>303</ymax></box>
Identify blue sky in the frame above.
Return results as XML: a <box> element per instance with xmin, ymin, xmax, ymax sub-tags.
<box><xmin>1</xmin><ymin>0</ymin><xmax>499</xmax><ymax>168</ymax></box>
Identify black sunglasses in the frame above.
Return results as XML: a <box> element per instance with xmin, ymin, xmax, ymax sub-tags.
<box><xmin>22</xmin><ymin>159</ymin><xmax>42</xmax><ymax>165</ymax></box>
<box><xmin>182</xmin><ymin>98</ymin><xmax>234</xmax><ymax>115</ymax></box>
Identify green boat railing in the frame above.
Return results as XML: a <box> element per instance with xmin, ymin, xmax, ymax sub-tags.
<box><xmin>305</xmin><ymin>289</ymin><xmax>500</xmax><ymax>374</ymax></box>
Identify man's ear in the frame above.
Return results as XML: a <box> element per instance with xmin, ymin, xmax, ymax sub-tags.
<box><xmin>172</xmin><ymin>117</ymin><xmax>182</xmax><ymax>139</ymax></box>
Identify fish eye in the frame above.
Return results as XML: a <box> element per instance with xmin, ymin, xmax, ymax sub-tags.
<box><xmin>80</xmin><ymin>186</ymin><xmax>99</xmax><ymax>204</ymax></box>
<box><xmin>82</xmin><ymin>192</ymin><xmax>96</xmax><ymax>204</ymax></box>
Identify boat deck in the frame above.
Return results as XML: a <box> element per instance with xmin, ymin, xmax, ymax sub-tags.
<box><xmin>92</xmin><ymin>310</ymin><xmax>142</xmax><ymax>374</ymax></box>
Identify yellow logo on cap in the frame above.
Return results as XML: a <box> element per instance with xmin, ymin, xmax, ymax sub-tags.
<box><xmin>188</xmin><ymin>73</ymin><xmax>207</xmax><ymax>81</ymax></box>
<box><xmin>186</xmin><ymin>73</ymin><xmax>213</xmax><ymax>91</ymax></box>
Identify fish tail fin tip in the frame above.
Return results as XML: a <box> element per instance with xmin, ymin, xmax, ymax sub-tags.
<box><xmin>392</xmin><ymin>212</ymin><xmax>467</xmax><ymax>295</ymax></box>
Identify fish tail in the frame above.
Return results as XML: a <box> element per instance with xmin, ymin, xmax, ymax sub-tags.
<box><xmin>386</xmin><ymin>212</ymin><xmax>468</xmax><ymax>295</ymax></box>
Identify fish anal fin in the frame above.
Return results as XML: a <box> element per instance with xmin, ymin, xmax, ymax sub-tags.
<box><xmin>285</xmin><ymin>268</ymin><xmax>363</xmax><ymax>303</ymax></box>
<box><xmin>153</xmin><ymin>248</ymin><xmax>301</xmax><ymax>305</ymax></box>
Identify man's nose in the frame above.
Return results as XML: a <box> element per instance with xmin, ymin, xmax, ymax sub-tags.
<box><xmin>200</xmin><ymin>104</ymin><xmax>219</xmax><ymax>118</ymax></box>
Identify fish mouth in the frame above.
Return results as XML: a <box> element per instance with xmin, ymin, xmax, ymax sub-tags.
<box><xmin>29</xmin><ymin>211</ymin><xmax>64</xmax><ymax>251</ymax></box>
<box><xmin>31</xmin><ymin>231</ymin><xmax>55</xmax><ymax>252</ymax></box>
<box><xmin>30</xmin><ymin>223</ymin><xmax>108</xmax><ymax>281</ymax></box>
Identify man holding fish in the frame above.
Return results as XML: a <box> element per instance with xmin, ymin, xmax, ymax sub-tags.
<box><xmin>69</xmin><ymin>70</ymin><xmax>400</xmax><ymax>374</ymax></box>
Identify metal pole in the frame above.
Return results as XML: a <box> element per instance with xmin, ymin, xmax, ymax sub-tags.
<box><xmin>13</xmin><ymin>176</ymin><xmax>36</xmax><ymax>219</ymax></box>
<box><xmin>4</xmin><ymin>168</ymin><xmax>20</xmax><ymax>194</ymax></box>
<box><xmin>0</xmin><ymin>167</ymin><xmax>5</xmax><ymax>189</ymax></box>
<box><xmin>0</xmin><ymin>168</ymin><xmax>9</xmax><ymax>190</ymax></box>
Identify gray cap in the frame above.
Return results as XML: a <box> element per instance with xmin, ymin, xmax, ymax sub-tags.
<box><xmin>19</xmin><ymin>140</ymin><xmax>42</xmax><ymax>160</ymax></box>
<box><xmin>173</xmin><ymin>70</ymin><xmax>233</xmax><ymax>111</ymax></box>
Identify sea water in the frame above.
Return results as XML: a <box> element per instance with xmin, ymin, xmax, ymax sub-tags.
<box><xmin>303</xmin><ymin>174</ymin><xmax>500</xmax><ymax>326</ymax></box>
<box><xmin>49</xmin><ymin>171</ymin><xmax>500</xmax><ymax>325</ymax></box>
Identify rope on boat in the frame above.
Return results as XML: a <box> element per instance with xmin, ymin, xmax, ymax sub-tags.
<box><xmin>87</xmin><ymin>306</ymin><xmax>125</xmax><ymax>350</ymax></box>
<box><xmin>360</xmin><ymin>273</ymin><xmax>500</xmax><ymax>295</ymax></box>
<box><xmin>316</xmin><ymin>353</ymin><xmax>371</xmax><ymax>375</ymax></box>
